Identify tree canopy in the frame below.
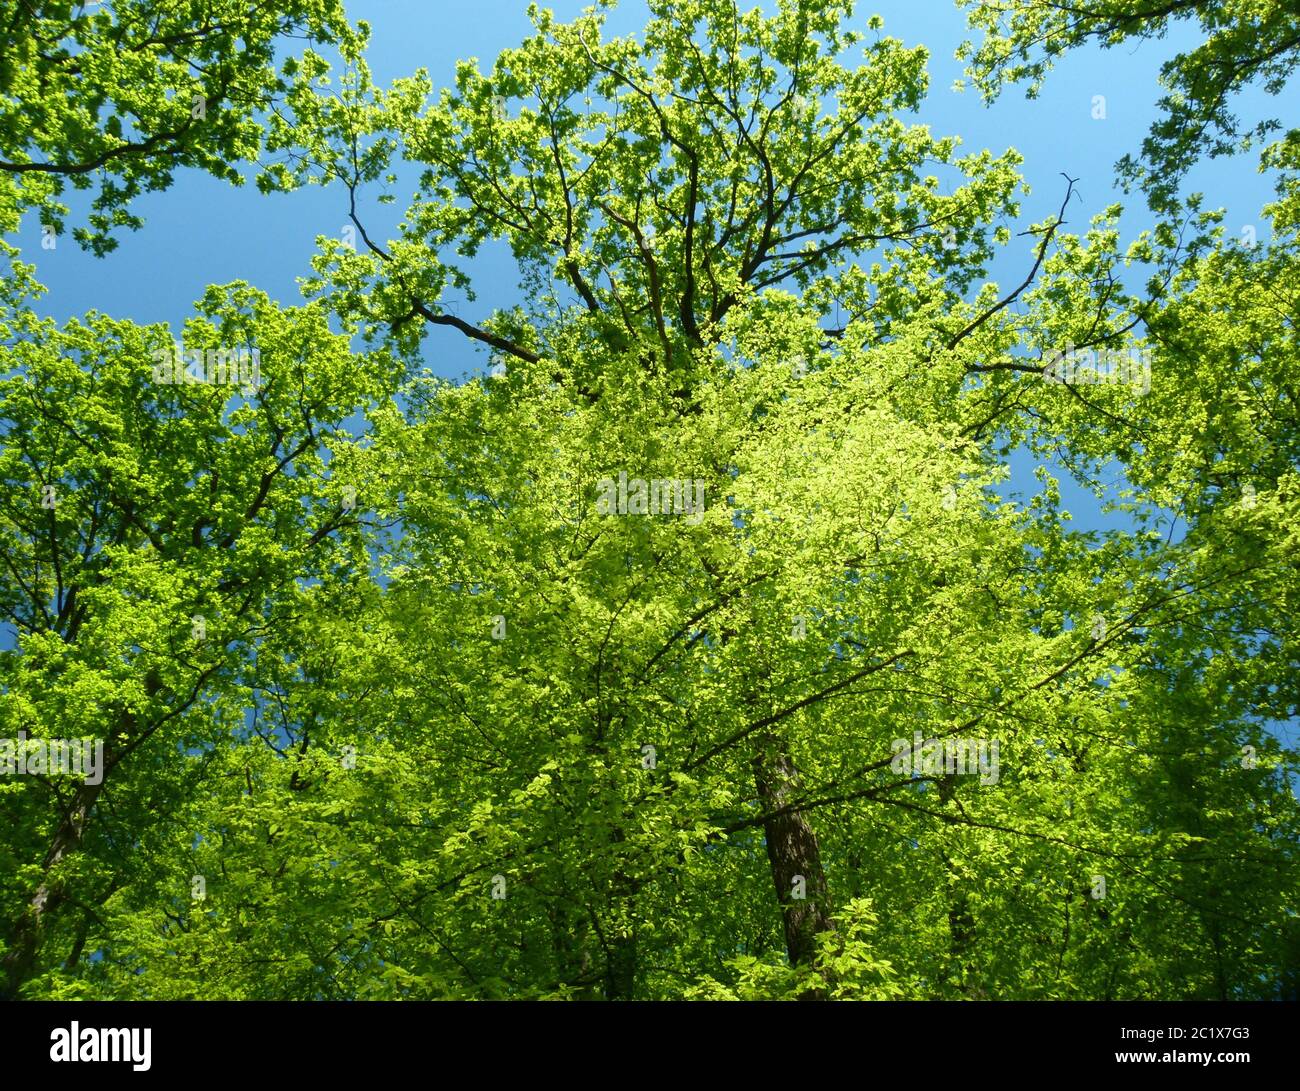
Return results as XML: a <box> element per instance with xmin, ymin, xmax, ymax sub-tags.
<box><xmin>0</xmin><ymin>0</ymin><xmax>1296</xmax><ymax>1000</ymax></box>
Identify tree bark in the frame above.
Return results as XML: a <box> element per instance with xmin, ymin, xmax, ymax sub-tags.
<box><xmin>752</xmin><ymin>731</ymin><xmax>833</xmax><ymax>993</ymax></box>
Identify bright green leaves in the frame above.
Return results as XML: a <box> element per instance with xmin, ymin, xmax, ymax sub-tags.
<box><xmin>3</xmin><ymin>0</ymin><xmax>1298</xmax><ymax>1003</ymax></box>
<box><xmin>270</xmin><ymin>0</ymin><xmax>1026</xmax><ymax>393</ymax></box>
<box><xmin>0</xmin><ymin>269</ymin><xmax>401</xmax><ymax>997</ymax></box>
<box><xmin>0</xmin><ymin>0</ymin><xmax>362</xmax><ymax>254</ymax></box>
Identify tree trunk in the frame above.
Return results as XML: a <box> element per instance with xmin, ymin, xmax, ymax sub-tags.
<box><xmin>752</xmin><ymin>731</ymin><xmax>833</xmax><ymax>992</ymax></box>
<box><xmin>604</xmin><ymin>932</ymin><xmax>637</xmax><ymax>999</ymax></box>
<box><xmin>1</xmin><ymin>778</ymin><xmax>104</xmax><ymax>998</ymax></box>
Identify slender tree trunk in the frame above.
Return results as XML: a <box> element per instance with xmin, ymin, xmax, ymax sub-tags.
<box><xmin>752</xmin><ymin>730</ymin><xmax>833</xmax><ymax>992</ymax></box>
<box><xmin>1</xmin><ymin>778</ymin><xmax>104</xmax><ymax>998</ymax></box>
<box><xmin>63</xmin><ymin>912</ymin><xmax>92</xmax><ymax>974</ymax></box>
<box><xmin>3</xmin><ymin>690</ymin><xmax>147</xmax><ymax>997</ymax></box>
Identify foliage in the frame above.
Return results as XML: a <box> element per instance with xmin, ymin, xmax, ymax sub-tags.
<box><xmin>958</xmin><ymin>0</ymin><xmax>1300</xmax><ymax>212</ymax></box>
<box><xmin>0</xmin><ymin>0</ymin><xmax>361</xmax><ymax>253</ymax></box>
<box><xmin>0</xmin><ymin>0</ymin><xmax>1296</xmax><ymax>1000</ymax></box>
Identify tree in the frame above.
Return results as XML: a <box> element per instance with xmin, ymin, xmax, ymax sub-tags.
<box><xmin>0</xmin><ymin>265</ymin><xmax>400</xmax><ymax>997</ymax></box>
<box><xmin>130</xmin><ymin>0</ymin><xmax>1283</xmax><ymax>998</ymax></box>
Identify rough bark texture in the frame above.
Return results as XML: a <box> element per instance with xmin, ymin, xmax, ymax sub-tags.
<box><xmin>752</xmin><ymin>731</ymin><xmax>833</xmax><ymax>994</ymax></box>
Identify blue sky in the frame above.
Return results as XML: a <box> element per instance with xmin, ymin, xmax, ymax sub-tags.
<box><xmin>2</xmin><ymin>0</ymin><xmax>1286</xmax><ymax>536</ymax></box>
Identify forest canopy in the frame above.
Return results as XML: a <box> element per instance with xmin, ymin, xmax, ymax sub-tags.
<box><xmin>0</xmin><ymin>0</ymin><xmax>1296</xmax><ymax>1000</ymax></box>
